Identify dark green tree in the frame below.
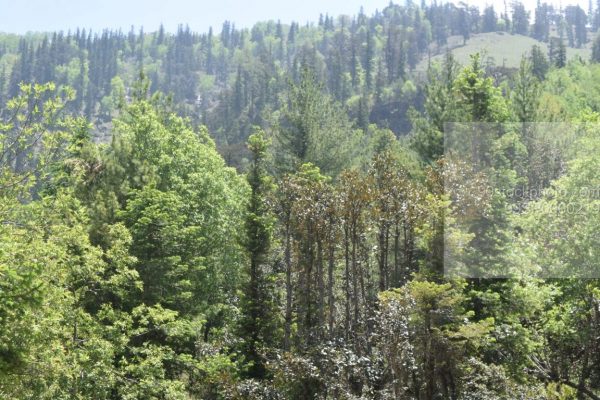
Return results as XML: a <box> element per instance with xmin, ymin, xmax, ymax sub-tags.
<box><xmin>238</xmin><ymin>128</ymin><xmax>278</xmax><ymax>379</ymax></box>
<box><xmin>592</xmin><ymin>33</ymin><xmax>600</xmax><ymax>62</ymax></box>
<box><xmin>482</xmin><ymin>5</ymin><xmax>497</xmax><ymax>32</ymax></box>
<box><xmin>595</xmin><ymin>0</ymin><xmax>600</xmax><ymax>31</ymax></box>
<box><xmin>410</xmin><ymin>53</ymin><xmax>459</xmax><ymax>163</ymax></box>
<box><xmin>512</xmin><ymin>2</ymin><xmax>530</xmax><ymax>35</ymax></box>
<box><xmin>457</xmin><ymin>3</ymin><xmax>471</xmax><ymax>45</ymax></box>
<box><xmin>533</xmin><ymin>1</ymin><xmax>550</xmax><ymax>41</ymax></box>
<box><xmin>512</xmin><ymin>56</ymin><xmax>540</xmax><ymax>123</ymax></box>
<box><xmin>276</xmin><ymin>65</ymin><xmax>363</xmax><ymax>177</ymax></box>
<box><xmin>530</xmin><ymin>44</ymin><xmax>550</xmax><ymax>79</ymax></box>
<box><xmin>565</xmin><ymin>5</ymin><xmax>588</xmax><ymax>48</ymax></box>
<box><xmin>549</xmin><ymin>37</ymin><xmax>567</xmax><ymax>68</ymax></box>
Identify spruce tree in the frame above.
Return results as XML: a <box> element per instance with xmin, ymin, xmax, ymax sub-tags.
<box><xmin>592</xmin><ymin>33</ymin><xmax>600</xmax><ymax>62</ymax></box>
<box><xmin>530</xmin><ymin>45</ymin><xmax>549</xmax><ymax>80</ymax></box>
<box><xmin>239</xmin><ymin>129</ymin><xmax>278</xmax><ymax>379</ymax></box>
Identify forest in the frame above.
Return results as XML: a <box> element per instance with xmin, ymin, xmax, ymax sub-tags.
<box><xmin>3</xmin><ymin>1</ymin><xmax>600</xmax><ymax>399</ymax></box>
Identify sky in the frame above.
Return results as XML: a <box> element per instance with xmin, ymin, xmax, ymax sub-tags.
<box><xmin>0</xmin><ymin>0</ymin><xmax>591</xmax><ymax>35</ymax></box>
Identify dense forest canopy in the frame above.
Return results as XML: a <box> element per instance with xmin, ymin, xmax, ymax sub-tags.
<box><xmin>0</xmin><ymin>0</ymin><xmax>597</xmax><ymax>166</ymax></box>
<box><xmin>3</xmin><ymin>1</ymin><xmax>600</xmax><ymax>399</ymax></box>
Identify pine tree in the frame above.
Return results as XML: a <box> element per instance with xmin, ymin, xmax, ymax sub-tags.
<box><xmin>548</xmin><ymin>37</ymin><xmax>566</xmax><ymax>68</ymax></box>
<box><xmin>239</xmin><ymin>129</ymin><xmax>277</xmax><ymax>379</ymax></box>
<box><xmin>591</xmin><ymin>33</ymin><xmax>600</xmax><ymax>62</ymax></box>
<box><xmin>358</xmin><ymin>90</ymin><xmax>370</xmax><ymax>131</ymax></box>
<box><xmin>482</xmin><ymin>5</ymin><xmax>497</xmax><ymax>33</ymax></box>
<box><xmin>530</xmin><ymin>45</ymin><xmax>549</xmax><ymax>79</ymax></box>
<box><xmin>206</xmin><ymin>27</ymin><xmax>214</xmax><ymax>74</ymax></box>
<box><xmin>512</xmin><ymin>56</ymin><xmax>540</xmax><ymax>123</ymax></box>
<box><xmin>365</xmin><ymin>27</ymin><xmax>375</xmax><ymax>90</ymax></box>
<box><xmin>533</xmin><ymin>1</ymin><xmax>550</xmax><ymax>41</ymax></box>
<box><xmin>556</xmin><ymin>38</ymin><xmax>567</xmax><ymax>67</ymax></box>
<box><xmin>458</xmin><ymin>5</ymin><xmax>471</xmax><ymax>45</ymax></box>
<box><xmin>595</xmin><ymin>0</ymin><xmax>600</xmax><ymax>31</ymax></box>
<box><xmin>575</xmin><ymin>6</ymin><xmax>588</xmax><ymax>47</ymax></box>
<box><xmin>0</xmin><ymin>65</ymin><xmax>5</xmax><ymax>107</ymax></box>
<box><xmin>277</xmin><ymin>65</ymin><xmax>362</xmax><ymax>177</ymax></box>
<box><xmin>511</xmin><ymin>2</ymin><xmax>530</xmax><ymax>35</ymax></box>
<box><xmin>156</xmin><ymin>23</ymin><xmax>165</xmax><ymax>45</ymax></box>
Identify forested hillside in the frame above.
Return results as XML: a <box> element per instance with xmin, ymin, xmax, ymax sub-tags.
<box><xmin>0</xmin><ymin>1</ymin><xmax>598</xmax><ymax>165</ymax></box>
<box><xmin>4</xmin><ymin>1</ymin><xmax>600</xmax><ymax>399</ymax></box>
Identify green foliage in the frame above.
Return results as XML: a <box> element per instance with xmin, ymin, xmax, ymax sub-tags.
<box><xmin>0</xmin><ymin>85</ymin><xmax>248</xmax><ymax>398</ymax></box>
<box><xmin>512</xmin><ymin>57</ymin><xmax>540</xmax><ymax>123</ymax></box>
<box><xmin>530</xmin><ymin>44</ymin><xmax>550</xmax><ymax>80</ymax></box>
<box><xmin>238</xmin><ymin>128</ymin><xmax>279</xmax><ymax>379</ymax></box>
<box><xmin>99</xmin><ymin>97</ymin><xmax>248</xmax><ymax>315</ymax></box>
<box><xmin>0</xmin><ymin>82</ymin><xmax>84</xmax><ymax>202</ymax></box>
<box><xmin>5</xmin><ymin>7</ymin><xmax>600</xmax><ymax>397</ymax></box>
<box><xmin>592</xmin><ymin>33</ymin><xmax>600</xmax><ymax>63</ymax></box>
<box><xmin>276</xmin><ymin>65</ymin><xmax>364</xmax><ymax>177</ymax></box>
<box><xmin>453</xmin><ymin>54</ymin><xmax>510</xmax><ymax>123</ymax></box>
<box><xmin>410</xmin><ymin>53</ymin><xmax>459</xmax><ymax>163</ymax></box>
<box><xmin>378</xmin><ymin>279</ymin><xmax>495</xmax><ymax>398</ymax></box>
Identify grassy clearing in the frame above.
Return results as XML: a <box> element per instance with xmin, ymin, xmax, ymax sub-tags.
<box><xmin>416</xmin><ymin>32</ymin><xmax>592</xmax><ymax>70</ymax></box>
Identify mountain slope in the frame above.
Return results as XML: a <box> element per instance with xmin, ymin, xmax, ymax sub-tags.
<box><xmin>418</xmin><ymin>32</ymin><xmax>592</xmax><ymax>70</ymax></box>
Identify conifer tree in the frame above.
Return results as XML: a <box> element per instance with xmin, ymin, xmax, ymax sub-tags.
<box><xmin>238</xmin><ymin>128</ymin><xmax>278</xmax><ymax>379</ymax></box>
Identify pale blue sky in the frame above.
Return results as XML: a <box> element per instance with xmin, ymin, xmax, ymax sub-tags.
<box><xmin>0</xmin><ymin>0</ymin><xmax>391</xmax><ymax>34</ymax></box>
<box><xmin>0</xmin><ymin>0</ymin><xmax>590</xmax><ymax>35</ymax></box>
